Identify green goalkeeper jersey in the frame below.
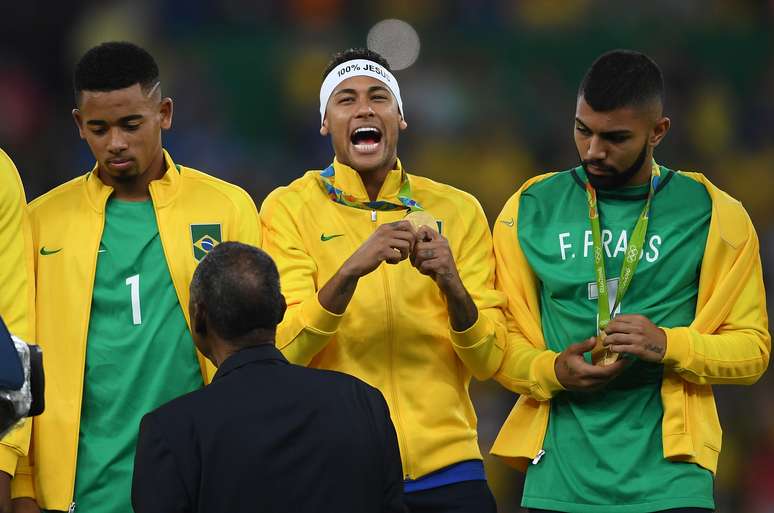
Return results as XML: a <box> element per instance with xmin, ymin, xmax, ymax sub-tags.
<box><xmin>72</xmin><ymin>199</ymin><xmax>203</xmax><ymax>513</ymax></box>
<box><xmin>518</xmin><ymin>166</ymin><xmax>714</xmax><ymax>513</ymax></box>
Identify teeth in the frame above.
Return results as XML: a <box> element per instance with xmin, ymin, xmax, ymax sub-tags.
<box><xmin>353</xmin><ymin>127</ymin><xmax>380</xmax><ymax>135</ymax></box>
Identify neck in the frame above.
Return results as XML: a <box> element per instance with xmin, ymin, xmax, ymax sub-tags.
<box><xmin>210</xmin><ymin>331</ymin><xmax>276</xmax><ymax>367</ymax></box>
<box><xmin>358</xmin><ymin>159</ymin><xmax>397</xmax><ymax>201</ymax></box>
<box><xmin>103</xmin><ymin>150</ymin><xmax>166</xmax><ymax>201</ymax></box>
<box><xmin>623</xmin><ymin>150</ymin><xmax>654</xmax><ymax>187</ymax></box>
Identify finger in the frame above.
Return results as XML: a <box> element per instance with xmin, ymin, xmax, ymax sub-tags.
<box><xmin>416</xmin><ymin>225</ymin><xmax>439</xmax><ymax>242</ymax></box>
<box><xmin>389</xmin><ymin>239</ymin><xmax>411</xmax><ymax>260</ymax></box>
<box><xmin>602</xmin><ymin>332</ymin><xmax>639</xmax><ymax>346</ymax></box>
<box><xmin>566</xmin><ymin>337</ymin><xmax>597</xmax><ymax>355</ymax></box>
<box><xmin>387</xmin><ymin>220</ymin><xmax>416</xmax><ymax>233</ymax></box>
<box><xmin>383</xmin><ymin>249</ymin><xmax>403</xmax><ymax>264</ymax></box>
<box><xmin>576</xmin><ymin>358</ymin><xmax>628</xmax><ymax>379</ymax></box>
<box><xmin>418</xmin><ymin>258</ymin><xmax>444</xmax><ymax>276</ymax></box>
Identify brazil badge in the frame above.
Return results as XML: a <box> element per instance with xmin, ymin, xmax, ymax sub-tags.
<box><xmin>191</xmin><ymin>224</ymin><xmax>222</xmax><ymax>261</ymax></box>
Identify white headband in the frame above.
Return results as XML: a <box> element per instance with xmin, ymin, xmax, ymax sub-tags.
<box><xmin>319</xmin><ymin>59</ymin><xmax>404</xmax><ymax>125</ymax></box>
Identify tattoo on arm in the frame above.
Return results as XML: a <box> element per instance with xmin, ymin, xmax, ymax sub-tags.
<box><xmin>645</xmin><ymin>344</ymin><xmax>664</xmax><ymax>355</ymax></box>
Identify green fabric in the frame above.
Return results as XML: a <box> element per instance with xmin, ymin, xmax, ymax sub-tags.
<box><xmin>73</xmin><ymin>199</ymin><xmax>203</xmax><ymax>513</ymax></box>
<box><xmin>518</xmin><ymin>167</ymin><xmax>714</xmax><ymax>513</ymax></box>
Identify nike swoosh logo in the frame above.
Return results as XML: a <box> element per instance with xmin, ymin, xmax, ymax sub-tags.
<box><xmin>40</xmin><ymin>247</ymin><xmax>62</xmax><ymax>256</ymax></box>
<box><xmin>320</xmin><ymin>233</ymin><xmax>344</xmax><ymax>242</ymax></box>
<box><xmin>500</xmin><ymin>218</ymin><xmax>515</xmax><ymax>227</ymax></box>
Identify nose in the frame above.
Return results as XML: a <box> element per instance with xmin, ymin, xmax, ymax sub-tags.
<box><xmin>107</xmin><ymin>127</ymin><xmax>129</xmax><ymax>154</ymax></box>
<box><xmin>354</xmin><ymin>97</ymin><xmax>375</xmax><ymax>118</ymax></box>
<box><xmin>585</xmin><ymin>135</ymin><xmax>607</xmax><ymax>161</ymax></box>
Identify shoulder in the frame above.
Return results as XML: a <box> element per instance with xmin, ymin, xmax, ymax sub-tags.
<box><xmin>260</xmin><ymin>171</ymin><xmax>322</xmax><ymax>216</ymax></box>
<box><xmin>178</xmin><ymin>165</ymin><xmax>256</xmax><ymax>209</ymax></box>
<box><xmin>409</xmin><ymin>174</ymin><xmax>484</xmax><ymax>215</ymax></box>
<box><xmin>0</xmin><ymin>149</ymin><xmax>24</xmax><ymax>205</ymax></box>
<box><xmin>27</xmin><ymin>174</ymin><xmax>89</xmax><ymax>217</ymax></box>
<box><xmin>498</xmin><ymin>169</ymin><xmax>568</xmax><ymax>215</ymax></box>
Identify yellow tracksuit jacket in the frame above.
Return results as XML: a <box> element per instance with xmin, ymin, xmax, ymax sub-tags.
<box><xmin>487</xmin><ymin>171</ymin><xmax>770</xmax><ymax>474</ymax></box>
<box><xmin>0</xmin><ymin>149</ymin><xmax>36</xmax><ymax>479</ymax></box>
<box><xmin>17</xmin><ymin>151</ymin><xmax>261</xmax><ymax>509</ymax></box>
<box><xmin>260</xmin><ymin>158</ymin><xmax>506</xmax><ymax>480</ymax></box>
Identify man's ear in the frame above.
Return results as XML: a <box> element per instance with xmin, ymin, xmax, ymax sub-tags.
<box><xmin>72</xmin><ymin>109</ymin><xmax>86</xmax><ymax>140</ymax></box>
<box><xmin>399</xmin><ymin>116</ymin><xmax>407</xmax><ymax>131</ymax></box>
<box><xmin>320</xmin><ymin>118</ymin><xmax>329</xmax><ymax>136</ymax></box>
<box><xmin>650</xmin><ymin>116</ymin><xmax>670</xmax><ymax>147</ymax></box>
<box><xmin>276</xmin><ymin>294</ymin><xmax>288</xmax><ymax>324</ymax></box>
<box><xmin>159</xmin><ymin>97</ymin><xmax>173</xmax><ymax>130</ymax></box>
<box><xmin>192</xmin><ymin>302</ymin><xmax>208</xmax><ymax>336</ymax></box>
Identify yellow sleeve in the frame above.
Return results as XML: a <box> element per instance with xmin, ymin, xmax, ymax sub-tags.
<box><xmin>662</xmin><ymin>206</ymin><xmax>770</xmax><ymax>385</ymax></box>
<box><xmin>9</xmin><ymin>451</ymin><xmax>34</xmax><ymax>499</ymax></box>
<box><xmin>0</xmin><ymin>149</ymin><xmax>34</xmax><ymax>477</ymax></box>
<box><xmin>260</xmin><ymin>192</ymin><xmax>343</xmax><ymax>365</ymax></box>
<box><xmin>229</xmin><ymin>187</ymin><xmax>262</xmax><ymax>248</ymax></box>
<box><xmin>448</xmin><ymin>196</ymin><xmax>508</xmax><ymax>380</ymax></box>
<box><xmin>490</xmin><ymin>179</ymin><xmax>565</xmax><ymax>401</ymax></box>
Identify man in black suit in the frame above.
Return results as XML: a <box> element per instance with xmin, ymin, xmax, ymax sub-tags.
<box><xmin>131</xmin><ymin>242</ymin><xmax>406</xmax><ymax>513</ymax></box>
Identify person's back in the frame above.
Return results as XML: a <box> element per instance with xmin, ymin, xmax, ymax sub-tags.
<box><xmin>132</xmin><ymin>242</ymin><xmax>405</xmax><ymax>513</ymax></box>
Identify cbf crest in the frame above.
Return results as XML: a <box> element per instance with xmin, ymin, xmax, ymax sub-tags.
<box><xmin>191</xmin><ymin>224</ymin><xmax>222</xmax><ymax>261</ymax></box>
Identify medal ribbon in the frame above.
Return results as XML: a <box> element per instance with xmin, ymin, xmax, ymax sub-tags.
<box><xmin>586</xmin><ymin>161</ymin><xmax>661</xmax><ymax>332</ymax></box>
<box><xmin>318</xmin><ymin>163</ymin><xmax>424</xmax><ymax>212</ymax></box>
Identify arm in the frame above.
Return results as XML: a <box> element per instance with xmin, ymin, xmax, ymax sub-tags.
<box><xmin>661</xmin><ymin>217</ymin><xmax>769</xmax><ymax>385</ymax></box>
<box><xmin>0</xmin><ymin>150</ymin><xmax>35</xmax><ymax>505</ymax></box>
<box><xmin>261</xmin><ymin>192</ymin><xmax>415</xmax><ymax>365</ymax></box>
<box><xmin>411</xmin><ymin>200</ymin><xmax>507</xmax><ymax>380</ymax></box>
<box><xmin>132</xmin><ymin>414</ymin><xmax>191</xmax><ymax>513</ymax></box>
<box><xmin>230</xmin><ymin>188</ymin><xmax>262</xmax><ymax>248</ymax></box>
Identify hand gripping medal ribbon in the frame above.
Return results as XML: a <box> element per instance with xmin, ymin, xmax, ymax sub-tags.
<box><xmin>588</xmin><ymin>161</ymin><xmax>661</xmax><ymax>366</ymax></box>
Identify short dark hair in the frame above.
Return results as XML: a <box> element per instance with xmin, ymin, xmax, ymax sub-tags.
<box><xmin>578</xmin><ymin>50</ymin><xmax>664</xmax><ymax>112</ymax></box>
<box><xmin>74</xmin><ymin>41</ymin><xmax>159</xmax><ymax>103</ymax></box>
<box><xmin>322</xmin><ymin>47</ymin><xmax>391</xmax><ymax>80</ymax></box>
<box><xmin>190</xmin><ymin>242</ymin><xmax>285</xmax><ymax>345</ymax></box>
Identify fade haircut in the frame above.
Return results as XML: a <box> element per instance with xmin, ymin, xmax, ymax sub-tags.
<box><xmin>322</xmin><ymin>47</ymin><xmax>391</xmax><ymax>80</ymax></box>
<box><xmin>74</xmin><ymin>41</ymin><xmax>159</xmax><ymax>104</ymax></box>
<box><xmin>190</xmin><ymin>242</ymin><xmax>284</xmax><ymax>346</ymax></box>
<box><xmin>579</xmin><ymin>50</ymin><xmax>664</xmax><ymax>112</ymax></box>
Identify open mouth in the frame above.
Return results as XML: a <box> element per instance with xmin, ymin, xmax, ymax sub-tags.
<box><xmin>350</xmin><ymin>126</ymin><xmax>382</xmax><ymax>154</ymax></box>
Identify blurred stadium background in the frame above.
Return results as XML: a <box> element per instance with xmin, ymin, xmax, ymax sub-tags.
<box><xmin>1</xmin><ymin>1</ymin><xmax>771</xmax><ymax>511</ymax></box>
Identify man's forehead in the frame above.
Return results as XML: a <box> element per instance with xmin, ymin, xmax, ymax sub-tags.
<box><xmin>332</xmin><ymin>75</ymin><xmax>391</xmax><ymax>95</ymax></box>
<box><xmin>575</xmin><ymin>96</ymin><xmax>651</xmax><ymax>129</ymax></box>
<box><xmin>79</xmin><ymin>83</ymin><xmax>155</xmax><ymax>111</ymax></box>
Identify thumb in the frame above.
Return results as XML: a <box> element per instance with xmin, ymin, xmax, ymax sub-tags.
<box><xmin>568</xmin><ymin>337</ymin><xmax>597</xmax><ymax>355</ymax></box>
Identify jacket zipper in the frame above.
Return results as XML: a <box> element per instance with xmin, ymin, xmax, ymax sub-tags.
<box><xmin>376</xmin><ymin>210</ymin><xmax>411</xmax><ymax>479</ymax></box>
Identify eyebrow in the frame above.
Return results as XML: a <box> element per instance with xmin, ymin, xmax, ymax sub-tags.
<box><xmin>575</xmin><ymin>117</ymin><xmax>633</xmax><ymax>137</ymax></box>
<box><xmin>333</xmin><ymin>85</ymin><xmax>392</xmax><ymax>97</ymax></box>
<box><xmin>86</xmin><ymin>114</ymin><xmax>144</xmax><ymax>126</ymax></box>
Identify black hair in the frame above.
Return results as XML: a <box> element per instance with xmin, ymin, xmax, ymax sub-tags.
<box><xmin>322</xmin><ymin>47</ymin><xmax>391</xmax><ymax>80</ymax></box>
<box><xmin>190</xmin><ymin>242</ymin><xmax>285</xmax><ymax>346</ymax></box>
<box><xmin>74</xmin><ymin>41</ymin><xmax>160</xmax><ymax>103</ymax></box>
<box><xmin>578</xmin><ymin>49</ymin><xmax>664</xmax><ymax>112</ymax></box>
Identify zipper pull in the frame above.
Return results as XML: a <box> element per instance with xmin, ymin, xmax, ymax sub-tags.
<box><xmin>531</xmin><ymin>449</ymin><xmax>546</xmax><ymax>465</ymax></box>
<box><xmin>68</xmin><ymin>502</ymin><xmax>77</xmax><ymax>513</ymax></box>
<box><xmin>371</xmin><ymin>210</ymin><xmax>377</xmax><ymax>222</ymax></box>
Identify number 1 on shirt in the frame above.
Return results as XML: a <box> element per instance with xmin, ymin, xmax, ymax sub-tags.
<box><xmin>125</xmin><ymin>274</ymin><xmax>142</xmax><ymax>325</ymax></box>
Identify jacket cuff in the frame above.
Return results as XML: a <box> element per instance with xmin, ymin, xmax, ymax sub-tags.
<box><xmin>300</xmin><ymin>293</ymin><xmax>345</xmax><ymax>334</ymax></box>
<box><xmin>662</xmin><ymin>327</ymin><xmax>692</xmax><ymax>369</ymax></box>
<box><xmin>531</xmin><ymin>350</ymin><xmax>565</xmax><ymax>399</ymax></box>
<box><xmin>10</xmin><ymin>471</ymin><xmax>34</xmax><ymax>499</ymax></box>
<box><xmin>0</xmin><ymin>445</ymin><xmax>18</xmax><ymax>477</ymax></box>
<box><xmin>450</xmin><ymin>310</ymin><xmax>490</xmax><ymax>348</ymax></box>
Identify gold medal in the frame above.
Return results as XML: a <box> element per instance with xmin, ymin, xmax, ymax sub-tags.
<box><xmin>404</xmin><ymin>211</ymin><xmax>437</xmax><ymax>231</ymax></box>
<box><xmin>591</xmin><ymin>331</ymin><xmax>620</xmax><ymax>366</ymax></box>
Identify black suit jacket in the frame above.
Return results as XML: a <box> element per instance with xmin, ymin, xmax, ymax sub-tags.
<box><xmin>132</xmin><ymin>344</ymin><xmax>405</xmax><ymax>513</ymax></box>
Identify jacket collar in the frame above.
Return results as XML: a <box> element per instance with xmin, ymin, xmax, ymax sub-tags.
<box><xmin>330</xmin><ymin>157</ymin><xmax>405</xmax><ymax>204</ymax></box>
<box><xmin>212</xmin><ymin>343</ymin><xmax>288</xmax><ymax>382</ymax></box>
<box><xmin>83</xmin><ymin>149</ymin><xmax>181</xmax><ymax>212</ymax></box>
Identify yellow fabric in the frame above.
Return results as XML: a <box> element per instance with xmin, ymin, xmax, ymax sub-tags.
<box><xmin>17</xmin><ymin>151</ymin><xmax>261</xmax><ymax>509</ymax></box>
<box><xmin>0</xmin><ymin>148</ymin><xmax>35</xmax><ymax>482</ymax></box>
<box><xmin>490</xmin><ymin>171</ymin><xmax>770</xmax><ymax>474</ymax></box>
<box><xmin>261</xmin><ymin>158</ymin><xmax>506</xmax><ymax>479</ymax></box>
